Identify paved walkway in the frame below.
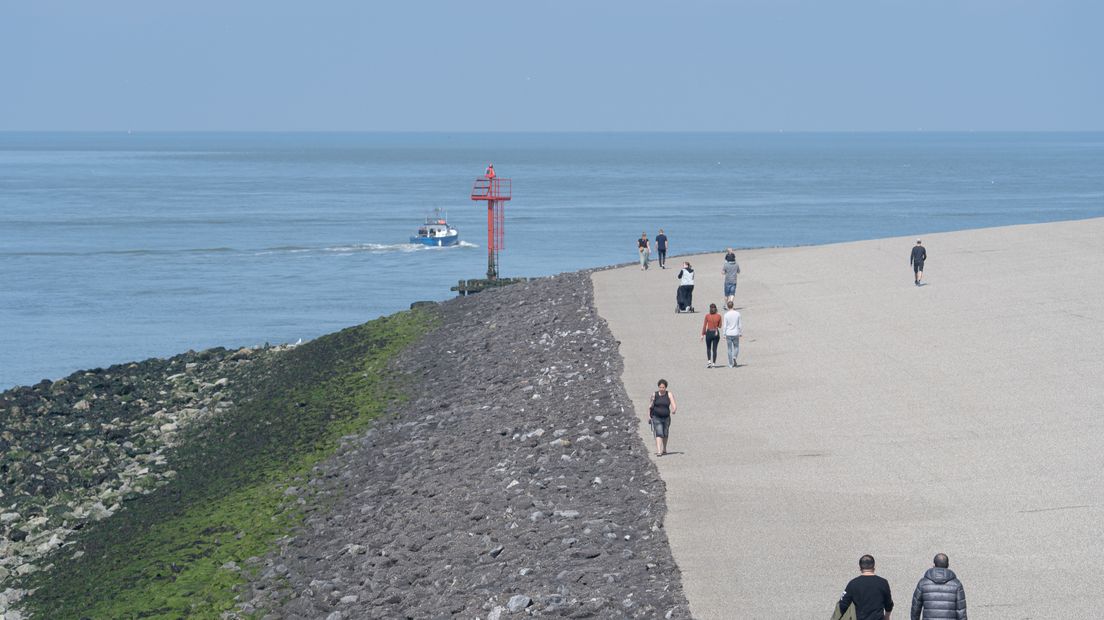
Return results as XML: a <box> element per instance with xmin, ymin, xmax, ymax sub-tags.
<box><xmin>592</xmin><ymin>219</ymin><xmax>1104</xmax><ymax>618</ymax></box>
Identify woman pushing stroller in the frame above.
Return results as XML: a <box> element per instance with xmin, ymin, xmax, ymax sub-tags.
<box><xmin>676</xmin><ymin>261</ymin><xmax>695</xmax><ymax>313</ymax></box>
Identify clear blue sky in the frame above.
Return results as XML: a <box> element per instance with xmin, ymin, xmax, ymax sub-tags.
<box><xmin>2</xmin><ymin>0</ymin><xmax>1101</xmax><ymax>131</ymax></box>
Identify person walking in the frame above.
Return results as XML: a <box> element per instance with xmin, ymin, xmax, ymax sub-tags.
<box><xmin>839</xmin><ymin>554</ymin><xmax>895</xmax><ymax>620</ymax></box>
<box><xmin>637</xmin><ymin>232</ymin><xmax>651</xmax><ymax>270</ymax></box>
<box><xmin>655</xmin><ymin>229</ymin><xmax>669</xmax><ymax>269</ymax></box>
<box><xmin>722</xmin><ymin>251</ymin><xmax>741</xmax><ymax>304</ymax></box>
<box><xmin>910</xmin><ymin>240</ymin><xmax>927</xmax><ymax>286</ymax></box>
<box><xmin>676</xmin><ymin>261</ymin><xmax>695</xmax><ymax>312</ymax></box>
<box><xmin>647</xmin><ymin>379</ymin><xmax>677</xmax><ymax>456</ymax></box>
<box><xmin>701</xmin><ymin>303</ymin><xmax>722</xmax><ymax>367</ymax></box>
<box><xmin>910</xmin><ymin>553</ymin><xmax>967</xmax><ymax>620</ymax></box>
<box><xmin>722</xmin><ymin>300</ymin><xmax>742</xmax><ymax>368</ymax></box>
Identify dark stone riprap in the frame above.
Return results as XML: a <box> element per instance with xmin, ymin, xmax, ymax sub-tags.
<box><xmin>239</xmin><ymin>271</ymin><xmax>689</xmax><ymax>618</ymax></box>
<box><xmin>0</xmin><ymin>269</ymin><xmax>689</xmax><ymax>619</ymax></box>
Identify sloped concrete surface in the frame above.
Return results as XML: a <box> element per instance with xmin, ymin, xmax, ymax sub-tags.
<box><xmin>593</xmin><ymin>218</ymin><xmax>1104</xmax><ymax>618</ymax></box>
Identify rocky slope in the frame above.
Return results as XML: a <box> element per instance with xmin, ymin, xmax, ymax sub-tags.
<box><xmin>239</xmin><ymin>271</ymin><xmax>689</xmax><ymax>619</ymax></box>
<box><xmin>0</xmin><ymin>344</ymin><xmax>291</xmax><ymax>614</ymax></box>
<box><xmin>1</xmin><ymin>269</ymin><xmax>689</xmax><ymax>619</ymax></box>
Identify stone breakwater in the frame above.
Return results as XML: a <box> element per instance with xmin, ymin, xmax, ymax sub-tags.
<box><xmin>240</xmin><ymin>271</ymin><xmax>690</xmax><ymax>618</ymax></box>
<box><xmin>0</xmin><ymin>344</ymin><xmax>292</xmax><ymax>615</ymax></box>
<box><xmin>0</xmin><ymin>269</ymin><xmax>689</xmax><ymax>619</ymax></box>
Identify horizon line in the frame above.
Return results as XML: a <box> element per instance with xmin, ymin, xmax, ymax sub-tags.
<box><xmin>3</xmin><ymin>129</ymin><xmax>1104</xmax><ymax>135</ymax></box>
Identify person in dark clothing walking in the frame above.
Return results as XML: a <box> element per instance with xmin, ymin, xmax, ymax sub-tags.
<box><xmin>839</xmin><ymin>554</ymin><xmax>894</xmax><ymax>620</ymax></box>
<box><xmin>910</xmin><ymin>553</ymin><xmax>967</xmax><ymax>620</ymax></box>
<box><xmin>910</xmin><ymin>240</ymin><xmax>927</xmax><ymax>286</ymax></box>
<box><xmin>655</xmin><ymin>229</ymin><xmax>669</xmax><ymax>268</ymax></box>
<box><xmin>647</xmin><ymin>379</ymin><xmax>677</xmax><ymax>457</ymax></box>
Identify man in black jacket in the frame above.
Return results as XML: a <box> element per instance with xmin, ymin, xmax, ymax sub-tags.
<box><xmin>839</xmin><ymin>554</ymin><xmax>894</xmax><ymax>620</ymax></box>
<box><xmin>910</xmin><ymin>553</ymin><xmax>967</xmax><ymax>620</ymax></box>
<box><xmin>910</xmin><ymin>240</ymin><xmax>927</xmax><ymax>286</ymax></box>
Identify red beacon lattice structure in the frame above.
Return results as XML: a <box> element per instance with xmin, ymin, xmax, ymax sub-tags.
<box><xmin>470</xmin><ymin>164</ymin><xmax>512</xmax><ymax>280</ymax></box>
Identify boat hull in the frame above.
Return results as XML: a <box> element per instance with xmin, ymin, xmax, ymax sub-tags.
<box><xmin>410</xmin><ymin>234</ymin><xmax>459</xmax><ymax>247</ymax></box>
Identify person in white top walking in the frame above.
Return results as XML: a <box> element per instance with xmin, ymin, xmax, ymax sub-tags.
<box><xmin>722</xmin><ymin>300</ymin><xmax>742</xmax><ymax>368</ymax></box>
<box><xmin>676</xmin><ymin>261</ymin><xmax>695</xmax><ymax>312</ymax></box>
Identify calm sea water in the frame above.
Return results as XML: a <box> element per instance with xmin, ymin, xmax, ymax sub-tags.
<box><xmin>2</xmin><ymin>132</ymin><xmax>1103</xmax><ymax>389</ymax></box>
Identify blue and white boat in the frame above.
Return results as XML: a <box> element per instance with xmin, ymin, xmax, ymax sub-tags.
<box><xmin>410</xmin><ymin>209</ymin><xmax>459</xmax><ymax>247</ymax></box>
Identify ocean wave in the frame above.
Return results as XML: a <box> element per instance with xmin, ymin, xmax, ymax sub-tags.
<box><xmin>255</xmin><ymin>241</ymin><xmax>479</xmax><ymax>256</ymax></box>
<box><xmin>0</xmin><ymin>247</ymin><xmax>237</xmax><ymax>258</ymax></box>
<box><xmin>1</xmin><ymin>242</ymin><xmax>478</xmax><ymax>259</ymax></box>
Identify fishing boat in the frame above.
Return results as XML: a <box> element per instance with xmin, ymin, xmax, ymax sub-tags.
<box><xmin>409</xmin><ymin>209</ymin><xmax>459</xmax><ymax>247</ymax></box>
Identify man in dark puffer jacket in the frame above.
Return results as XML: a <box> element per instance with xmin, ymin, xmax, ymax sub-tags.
<box><xmin>911</xmin><ymin>553</ymin><xmax>967</xmax><ymax>620</ymax></box>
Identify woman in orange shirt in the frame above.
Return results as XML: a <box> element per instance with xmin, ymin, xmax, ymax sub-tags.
<box><xmin>701</xmin><ymin>303</ymin><xmax>722</xmax><ymax>368</ymax></box>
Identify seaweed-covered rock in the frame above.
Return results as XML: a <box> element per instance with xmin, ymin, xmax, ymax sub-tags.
<box><xmin>0</xmin><ymin>344</ymin><xmax>296</xmax><ymax>600</ymax></box>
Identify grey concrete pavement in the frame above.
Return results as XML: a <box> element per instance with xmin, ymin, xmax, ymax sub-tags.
<box><xmin>592</xmin><ymin>219</ymin><xmax>1104</xmax><ymax>618</ymax></box>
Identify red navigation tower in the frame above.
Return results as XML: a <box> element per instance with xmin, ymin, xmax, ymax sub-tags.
<box><xmin>471</xmin><ymin>165</ymin><xmax>512</xmax><ymax>280</ymax></box>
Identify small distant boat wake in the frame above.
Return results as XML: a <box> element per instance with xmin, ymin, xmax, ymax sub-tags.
<box><xmin>254</xmin><ymin>241</ymin><xmax>476</xmax><ymax>256</ymax></box>
<box><xmin>253</xmin><ymin>210</ymin><xmax>471</xmax><ymax>256</ymax></box>
<box><xmin>14</xmin><ymin>241</ymin><xmax>476</xmax><ymax>260</ymax></box>
<box><xmin>324</xmin><ymin>241</ymin><xmax>476</xmax><ymax>253</ymax></box>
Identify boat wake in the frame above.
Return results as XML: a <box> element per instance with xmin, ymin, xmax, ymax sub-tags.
<box><xmin>256</xmin><ymin>241</ymin><xmax>479</xmax><ymax>256</ymax></box>
<box><xmin>2</xmin><ymin>242</ymin><xmax>478</xmax><ymax>259</ymax></box>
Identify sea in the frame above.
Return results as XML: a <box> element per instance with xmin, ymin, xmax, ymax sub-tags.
<box><xmin>2</xmin><ymin>132</ymin><xmax>1103</xmax><ymax>390</ymax></box>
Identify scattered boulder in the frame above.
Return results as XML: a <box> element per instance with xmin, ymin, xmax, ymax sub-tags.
<box><xmin>507</xmin><ymin>594</ymin><xmax>532</xmax><ymax>613</ymax></box>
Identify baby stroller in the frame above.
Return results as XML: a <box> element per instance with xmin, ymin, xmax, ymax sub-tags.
<box><xmin>676</xmin><ymin>284</ymin><xmax>695</xmax><ymax>313</ymax></box>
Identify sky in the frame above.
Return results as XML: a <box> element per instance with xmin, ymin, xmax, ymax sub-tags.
<box><xmin>2</xmin><ymin>0</ymin><xmax>1102</xmax><ymax>131</ymax></box>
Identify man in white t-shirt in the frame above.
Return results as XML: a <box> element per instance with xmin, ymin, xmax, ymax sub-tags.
<box><xmin>722</xmin><ymin>300</ymin><xmax>742</xmax><ymax>368</ymax></box>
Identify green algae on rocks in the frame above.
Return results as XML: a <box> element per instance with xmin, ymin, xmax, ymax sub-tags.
<box><xmin>14</xmin><ymin>308</ymin><xmax>433</xmax><ymax>619</ymax></box>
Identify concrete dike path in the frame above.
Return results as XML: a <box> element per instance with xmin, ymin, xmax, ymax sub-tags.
<box><xmin>592</xmin><ymin>218</ymin><xmax>1104</xmax><ymax>618</ymax></box>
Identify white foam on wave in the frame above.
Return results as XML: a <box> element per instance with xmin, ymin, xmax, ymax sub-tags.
<box><xmin>324</xmin><ymin>242</ymin><xmax>476</xmax><ymax>253</ymax></box>
<box><xmin>254</xmin><ymin>241</ymin><xmax>479</xmax><ymax>256</ymax></box>
<box><xmin>11</xmin><ymin>241</ymin><xmax>482</xmax><ymax>259</ymax></box>
<box><xmin>255</xmin><ymin>245</ymin><xmax>313</xmax><ymax>255</ymax></box>
<box><xmin>325</xmin><ymin>243</ymin><xmax>423</xmax><ymax>253</ymax></box>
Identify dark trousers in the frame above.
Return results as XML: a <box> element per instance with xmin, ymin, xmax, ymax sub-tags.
<box><xmin>658</xmin><ymin>249</ymin><xmax>667</xmax><ymax>267</ymax></box>
<box><xmin>705</xmin><ymin>332</ymin><xmax>719</xmax><ymax>362</ymax></box>
<box><xmin>676</xmin><ymin>284</ymin><xmax>694</xmax><ymax>311</ymax></box>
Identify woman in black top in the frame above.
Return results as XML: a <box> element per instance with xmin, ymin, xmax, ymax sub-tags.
<box><xmin>648</xmin><ymin>379</ymin><xmax>677</xmax><ymax>456</ymax></box>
